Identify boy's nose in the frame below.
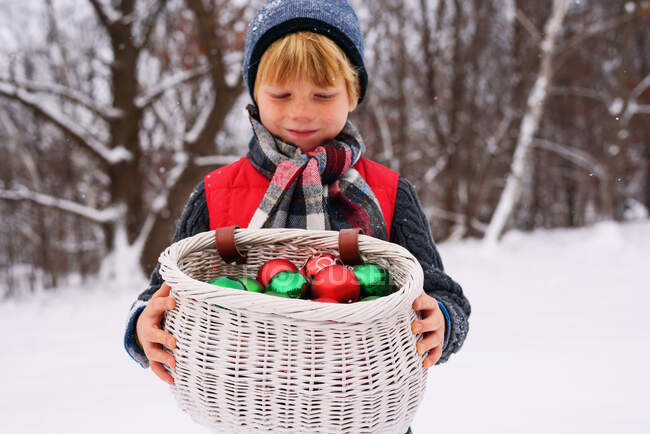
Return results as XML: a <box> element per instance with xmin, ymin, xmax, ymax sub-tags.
<box><xmin>288</xmin><ymin>99</ymin><xmax>315</xmax><ymax>122</ymax></box>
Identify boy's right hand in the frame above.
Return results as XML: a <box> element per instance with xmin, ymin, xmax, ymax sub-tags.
<box><xmin>136</xmin><ymin>282</ymin><xmax>177</xmax><ymax>384</ymax></box>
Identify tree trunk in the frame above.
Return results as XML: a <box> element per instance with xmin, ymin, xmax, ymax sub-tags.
<box><xmin>484</xmin><ymin>0</ymin><xmax>570</xmax><ymax>243</ymax></box>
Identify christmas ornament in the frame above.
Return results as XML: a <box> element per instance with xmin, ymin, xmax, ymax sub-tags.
<box><xmin>209</xmin><ymin>276</ymin><xmax>245</xmax><ymax>290</ymax></box>
<box><xmin>265</xmin><ymin>291</ymin><xmax>292</xmax><ymax>298</ymax></box>
<box><xmin>311</xmin><ymin>264</ymin><xmax>360</xmax><ymax>303</ymax></box>
<box><xmin>238</xmin><ymin>277</ymin><xmax>264</xmax><ymax>293</ymax></box>
<box><xmin>313</xmin><ymin>297</ymin><xmax>339</xmax><ymax>303</ymax></box>
<box><xmin>267</xmin><ymin>270</ymin><xmax>309</xmax><ymax>298</ymax></box>
<box><xmin>301</xmin><ymin>253</ymin><xmax>342</xmax><ymax>281</ymax></box>
<box><xmin>353</xmin><ymin>264</ymin><xmax>393</xmax><ymax>297</ymax></box>
<box><xmin>257</xmin><ymin>259</ymin><xmax>298</xmax><ymax>288</ymax></box>
<box><xmin>360</xmin><ymin>295</ymin><xmax>381</xmax><ymax>301</ymax></box>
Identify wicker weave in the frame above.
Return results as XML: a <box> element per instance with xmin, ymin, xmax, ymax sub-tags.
<box><xmin>158</xmin><ymin>228</ymin><xmax>427</xmax><ymax>434</ymax></box>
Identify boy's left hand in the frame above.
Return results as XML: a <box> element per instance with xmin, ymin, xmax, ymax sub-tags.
<box><xmin>411</xmin><ymin>292</ymin><xmax>445</xmax><ymax>368</ymax></box>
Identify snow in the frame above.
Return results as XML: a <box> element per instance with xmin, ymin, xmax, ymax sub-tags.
<box><xmin>2</xmin><ymin>220</ymin><xmax>649</xmax><ymax>433</ymax></box>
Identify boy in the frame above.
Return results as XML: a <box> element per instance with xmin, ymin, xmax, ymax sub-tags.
<box><xmin>125</xmin><ymin>0</ymin><xmax>470</xmax><ymax>430</ymax></box>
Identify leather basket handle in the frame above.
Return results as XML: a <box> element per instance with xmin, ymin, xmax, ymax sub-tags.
<box><xmin>215</xmin><ymin>225</ymin><xmax>247</xmax><ymax>264</ymax></box>
<box><xmin>338</xmin><ymin>228</ymin><xmax>364</xmax><ymax>266</ymax></box>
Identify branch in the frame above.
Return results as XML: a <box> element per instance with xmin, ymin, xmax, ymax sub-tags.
<box><xmin>533</xmin><ymin>138</ymin><xmax>608</xmax><ymax>179</ymax></box>
<box><xmin>629</xmin><ymin>74</ymin><xmax>650</xmax><ymax>103</ymax></box>
<box><xmin>135</xmin><ymin>64</ymin><xmax>211</xmax><ymax>109</ymax></box>
<box><xmin>553</xmin><ymin>11</ymin><xmax>641</xmax><ymax>76</ymax></box>
<box><xmin>0</xmin><ymin>82</ymin><xmax>131</xmax><ymax>165</ymax></box>
<box><xmin>0</xmin><ymin>77</ymin><xmax>123</xmax><ymax>121</ymax></box>
<box><xmin>423</xmin><ymin>156</ymin><xmax>448</xmax><ymax>184</ymax></box>
<box><xmin>620</xmin><ymin>74</ymin><xmax>650</xmax><ymax>122</ymax></box>
<box><xmin>137</xmin><ymin>0</ymin><xmax>166</xmax><ymax>50</ymax></box>
<box><xmin>184</xmin><ymin>95</ymin><xmax>214</xmax><ymax>144</ymax></box>
<box><xmin>548</xmin><ymin>85</ymin><xmax>609</xmax><ymax>104</ymax></box>
<box><xmin>88</xmin><ymin>0</ymin><xmax>117</xmax><ymax>30</ymax></box>
<box><xmin>515</xmin><ymin>8</ymin><xmax>541</xmax><ymax>44</ymax></box>
<box><xmin>193</xmin><ymin>154</ymin><xmax>242</xmax><ymax>167</ymax></box>
<box><xmin>557</xmin><ymin>12</ymin><xmax>639</xmax><ymax>56</ymax></box>
<box><xmin>0</xmin><ymin>187</ymin><xmax>121</xmax><ymax>224</ymax></box>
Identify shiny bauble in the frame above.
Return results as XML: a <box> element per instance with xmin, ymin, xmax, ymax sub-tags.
<box><xmin>257</xmin><ymin>259</ymin><xmax>298</xmax><ymax>288</ymax></box>
<box><xmin>353</xmin><ymin>263</ymin><xmax>393</xmax><ymax>298</ymax></box>
<box><xmin>209</xmin><ymin>276</ymin><xmax>245</xmax><ymax>290</ymax></box>
<box><xmin>313</xmin><ymin>297</ymin><xmax>339</xmax><ymax>303</ymax></box>
<box><xmin>301</xmin><ymin>253</ymin><xmax>342</xmax><ymax>281</ymax></box>
<box><xmin>238</xmin><ymin>277</ymin><xmax>264</xmax><ymax>293</ymax></box>
<box><xmin>360</xmin><ymin>295</ymin><xmax>381</xmax><ymax>301</ymax></box>
<box><xmin>310</xmin><ymin>264</ymin><xmax>360</xmax><ymax>303</ymax></box>
<box><xmin>267</xmin><ymin>270</ymin><xmax>309</xmax><ymax>299</ymax></box>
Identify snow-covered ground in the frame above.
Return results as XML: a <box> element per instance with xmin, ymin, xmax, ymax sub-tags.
<box><xmin>1</xmin><ymin>220</ymin><xmax>649</xmax><ymax>433</ymax></box>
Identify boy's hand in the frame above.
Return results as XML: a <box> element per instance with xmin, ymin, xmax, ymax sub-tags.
<box><xmin>136</xmin><ymin>282</ymin><xmax>177</xmax><ymax>384</ymax></box>
<box><xmin>411</xmin><ymin>292</ymin><xmax>445</xmax><ymax>368</ymax></box>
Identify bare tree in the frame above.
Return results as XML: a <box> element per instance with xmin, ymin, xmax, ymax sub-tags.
<box><xmin>0</xmin><ymin>0</ymin><xmax>253</xmax><ymax>281</ymax></box>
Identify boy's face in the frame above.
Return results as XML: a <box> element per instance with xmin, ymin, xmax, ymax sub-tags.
<box><xmin>256</xmin><ymin>77</ymin><xmax>357</xmax><ymax>153</ymax></box>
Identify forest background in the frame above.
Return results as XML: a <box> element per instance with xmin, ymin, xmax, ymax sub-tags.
<box><xmin>1</xmin><ymin>0</ymin><xmax>648</xmax><ymax>296</ymax></box>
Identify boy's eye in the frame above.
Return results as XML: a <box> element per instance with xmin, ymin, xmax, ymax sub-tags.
<box><xmin>315</xmin><ymin>94</ymin><xmax>335</xmax><ymax>99</ymax></box>
<box><xmin>271</xmin><ymin>93</ymin><xmax>290</xmax><ymax>99</ymax></box>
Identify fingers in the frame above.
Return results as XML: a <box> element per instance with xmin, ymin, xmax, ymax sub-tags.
<box><xmin>423</xmin><ymin>345</ymin><xmax>443</xmax><ymax>368</ymax></box>
<box><xmin>144</xmin><ymin>296</ymin><xmax>176</xmax><ymax>318</ymax></box>
<box><xmin>411</xmin><ymin>293</ymin><xmax>443</xmax><ymax>334</ymax></box>
<box><xmin>411</xmin><ymin>310</ymin><xmax>444</xmax><ymax>334</ymax></box>
<box><xmin>141</xmin><ymin>325</ymin><xmax>177</xmax><ymax>349</ymax></box>
<box><xmin>412</xmin><ymin>292</ymin><xmax>437</xmax><ymax>311</ymax></box>
<box><xmin>152</xmin><ymin>282</ymin><xmax>172</xmax><ymax>299</ymax></box>
<box><xmin>416</xmin><ymin>329</ymin><xmax>444</xmax><ymax>355</ymax></box>
<box><xmin>145</xmin><ymin>344</ymin><xmax>177</xmax><ymax>369</ymax></box>
<box><xmin>416</xmin><ymin>329</ymin><xmax>444</xmax><ymax>369</ymax></box>
<box><xmin>151</xmin><ymin>361</ymin><xmax>175</xmax><ymax>385</ymax></box>
<box><xmin>144</xmin><ymin>341</ymin><xmax>177</xmax><ymax>384</ymax></box>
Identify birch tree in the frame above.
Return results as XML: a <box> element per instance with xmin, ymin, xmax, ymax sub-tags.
<box><xmin>483</xmin><ymin>0</ymin><xmax>570</xmax><ymax>243</ymax></box>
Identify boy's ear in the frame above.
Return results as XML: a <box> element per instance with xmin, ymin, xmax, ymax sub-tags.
<box><xmin>348</xmin><ymin>95</ymin><xmax>358</xmax><ymax>112</ymax></box>
<box><xmin>348</xmin><ymin>85</ymin><xmax>360</xmax><ymax>112</ymax></box>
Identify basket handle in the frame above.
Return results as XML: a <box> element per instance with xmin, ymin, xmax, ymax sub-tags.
<box><xmin>215</xmin><ymin>225</ymin><xmax>247</xmax><ymax>264</ymax></box>
<box><xmin>338</xmin><ymin>228</ymin><xmax>364</xmax><ymax>265</ymax></box>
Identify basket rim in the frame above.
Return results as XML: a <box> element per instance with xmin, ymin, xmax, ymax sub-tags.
<box><xmin>158</xmin><ymin>228</ymin><xmax>424</xmax><ymax>323</ymax></box>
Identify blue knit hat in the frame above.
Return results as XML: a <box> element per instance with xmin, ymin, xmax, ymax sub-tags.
<box><xmin>242</xmin><ymin>0</ymin><xmax>368</xmax><ymax>104</ymax></box>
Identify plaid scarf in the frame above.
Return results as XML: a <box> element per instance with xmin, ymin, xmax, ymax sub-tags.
<box><xmin>245</xmin><ymin>105</ymin><xmax>387</xmax><ymax>240</ymax></box>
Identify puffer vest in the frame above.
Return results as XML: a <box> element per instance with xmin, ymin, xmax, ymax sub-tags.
<box><xmin>204</xmin><ymin>156</ymin><xmax>400</xmax><ymax>237</ymax></box>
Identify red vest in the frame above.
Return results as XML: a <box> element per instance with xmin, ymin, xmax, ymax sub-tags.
<box><xmin>204</xmin><ymin>156</ymin><xmax>400</xmax><ymax>236</ymax></box>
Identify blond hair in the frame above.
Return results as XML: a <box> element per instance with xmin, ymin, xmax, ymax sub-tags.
<box><xmin>253</xmin><ymin>31</ymin><xmax>360</xmax><ymax>103</ymax></box>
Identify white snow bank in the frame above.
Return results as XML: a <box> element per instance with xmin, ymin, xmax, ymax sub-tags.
<box><xmin>1</xmin><ymin>220</ymin><xmax>649</xmax><ymax>433</ymax></box>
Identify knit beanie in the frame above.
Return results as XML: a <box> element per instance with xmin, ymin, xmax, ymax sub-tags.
<box><xmin>242</xmin><ymin>0</ymin><xmax>368</xmax><ymax>104</ymax></box>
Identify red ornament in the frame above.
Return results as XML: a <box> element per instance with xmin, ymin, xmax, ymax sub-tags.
<box><xmin>311</xmin><ymin>264</ymin><xmax>360</xmax><ymax>303</ymax></box>
<box><xmin>257</xmin><ymin>259</ymin><xmax>298</xmax><ymax>288</ymax></box>
<box><xmin>313</xmin><ymin>297</ymin><xmax>339</xmax><ymax>303</ymax></box>
<box><xmin>301</xmin><ymin>253</ymin><xmax>343</xmax><ymax>281</ymax></box>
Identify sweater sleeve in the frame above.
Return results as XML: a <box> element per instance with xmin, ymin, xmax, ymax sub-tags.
<box><xmin>123</xmin><ymin>181</ymin><xmax>210</xmax><ymax>368</ymax></box>
<box><xmin>389</xmin><ymin>177</ymin><xmax>471</xmax><ymax>364</ymax></box>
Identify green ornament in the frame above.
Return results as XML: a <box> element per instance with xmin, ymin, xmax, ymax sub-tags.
<box><xmin>209</xmin><ymin>276</ymin><xmax>245</xmax><ymax>290</ymax></box>
<box><xmin>267</xmin><ymin>271</ymin><xmax>309</xmax><ymax>298</ymax></box>
<box><xmin>353</xmin><ymin>264</ymin><xmax>393</xmax><ymax>297</ymax></box>
<box><xmin>360</xmin><ymin>295</ymin><xmax>381</xmax><ymax>301</ymax></box>
<box><xmin>265</xmin><ymin>290</ymin><xmax>292</xmax><ymax>298</ymax></box>
<box><xmin>238</xmin><ymin>277</ymin><xmax>264</xmax><ymax>293</ymax></box>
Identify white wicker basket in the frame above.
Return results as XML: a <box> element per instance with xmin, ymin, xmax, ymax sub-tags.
<box><xmin>158</xmin><ymin>227</ymin><xmax>427</xmax><ymax>434</ymax></box>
